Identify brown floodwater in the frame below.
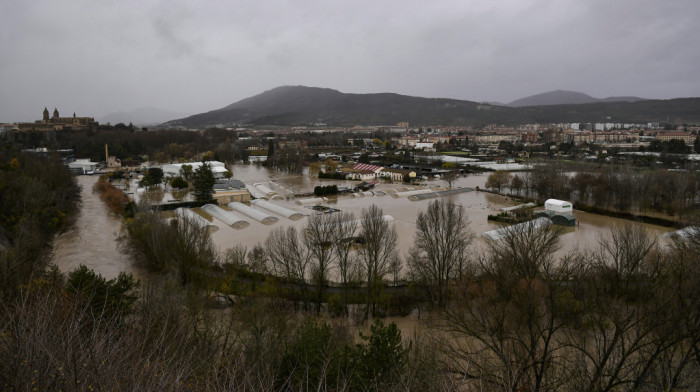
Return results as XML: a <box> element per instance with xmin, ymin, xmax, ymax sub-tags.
<box><xmin>53</xmin><ymin>165</ymin><xmax>674</xmax><ymax>280</ymax></box>
<box><xmin>51</xmin><ymin>175</ymin><xmax>141</xmax><ymax>280</ymax></box>
<box><xmin>48</xmin><ymin>167</ymin><xmax>677</xmax><ymax>345</ymax></box>
<box><xmin>211</xmin><ymin>164</ymin><xmax>674</xmax><ymax>264</ymax></box>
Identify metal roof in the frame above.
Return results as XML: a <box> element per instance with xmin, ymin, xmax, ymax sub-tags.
<box><xmin>352</xmin><ymin>163</ymin><xmax>383</xmax><ymax>172</ymax></box>
<box><xmin>214</xmin><ymin>179</ymin><xmax>246</xmax><ymax>189</ymax></box>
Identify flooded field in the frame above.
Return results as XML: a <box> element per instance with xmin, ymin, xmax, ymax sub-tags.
<box><xmin>209</xmin><ymin>164</ymin><xmax>674</xmax><ymax>261</ymax></box>
<box><xmin>54</xmin><ymin>165</ymin><xmax>674</xmax><ymax>279</ymax></box>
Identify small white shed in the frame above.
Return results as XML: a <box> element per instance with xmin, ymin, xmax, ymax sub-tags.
<box><xmin>67</xmin><ymin>159</ymin><xmax>99</xmax><ymax>174</ymax></box>
<box><xmin>544</xmin><ymin>199</ymin><xmax>573</xmax><ymax>213</ymax></box>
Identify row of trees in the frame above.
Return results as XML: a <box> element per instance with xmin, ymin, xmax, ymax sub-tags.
<box><xmin>137</xmin><ymin>162</ymin><xmax>217</xmax><ymax>201</ymax></box>
<box><xmin>123</xmin><ymin>196</ymin><xmax>475</xmax><ymax>317</ymax></box>
<box><xmin>223</xmin><ymin>200</ymin><xmax>476</xmax><ymax>315</ymax></box>
<box><xmin>0</xmin><ymin>150</ymin><xmax>80</xmax><ymax>299</ymax></box>
<box><xmin>485</xmin><ymin>164</ymin><xmax>700</xmax><ymax>218</ymax></box>
<box><xmin>260</xmin><ymin>206</ymin><xmax>397</xmax><ymax>315</ymax></box>
<box><xmin>438</xmin><ymin>220</ymin><xmax>700</xmax><ymax>392</ymax></box>
<box><xmin>52</xmin><ymin>127</ymin><xmax>268</xmax><ymax>164</ymax></box>
<box><xmin>647</xmin><ymin>138</ymin><xmax>700</xmax><ymax>154</ymax></box>
<box><xmin>266</xmin><ymin>145</ymin><xmax>306</xmax><ymax>174</ymax></box>
<box><xmin>124</xmin><ymin>189</ymin><xmax>700</xmax><ymax>391</ymax></box>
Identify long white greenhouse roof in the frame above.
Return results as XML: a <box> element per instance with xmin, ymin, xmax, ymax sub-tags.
<box><xmin>478</xmin><ymin>218</ymin><xmax>551</xmax><ymax>241</ymax></box>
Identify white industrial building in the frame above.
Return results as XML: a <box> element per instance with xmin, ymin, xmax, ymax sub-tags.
<box><xmin>67</xmin><ymin>159</ymin><xmax>99</xmax><ymax>174</ymax></box>
<box><xmin>161</xmin><ymin>161</ymin><xmax>229</xmax><ymax>179</ymax></box>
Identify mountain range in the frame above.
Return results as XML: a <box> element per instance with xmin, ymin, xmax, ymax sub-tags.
<box><xmin>162</xmin><ymin>86</ymin><xmax>700</xmax><ymax>128</ymax></box>
<box><xmin>507</xmin><ymin>90</ymin><xmax>646</xmax><ymax>107</ymax></box>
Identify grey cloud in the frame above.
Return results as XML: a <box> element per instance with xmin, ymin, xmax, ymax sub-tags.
<box><xmin>1</xmin><ymin>0</ymin><xmax>699</xmax><ymax>122</ymax></box>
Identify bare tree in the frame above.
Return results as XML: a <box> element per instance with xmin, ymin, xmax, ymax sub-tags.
<box><xmin>269</xmin><ymin>145</ymin><xmax>306</xmax><ymax>174</ymax></box>
<box><xmin>408</xmin><ymin>199</ymin><xmax>474</xmax><ymax>307</ymax></box>
<box><xmin>303</xmin><ymin>214</ymin><xmax>337</xmax><ymax>312</ymax></box>
<box><xmin>509</xmin><ymin>174</ymin><xmax>524</xmax><ymax>196</ymax></box>
<box><xmin>389</xmin><ymin>254</ymin><xmax>402</xmax><ymax>286</ymax></box>
<box><xmin>658</xmin><ymin>225</ymin><xmax>700</xmax><ymax>391</ymax></box>
<box><xmin>562</xmin><ymin>224</ymin><xmax>671</xmax><ymax>392</ymax></box>
<box><xmin>265</xmin><ymin>226</ymin><xmax>310</xmax><ymax>284</ymax></box>
<box><xmin>530</xmin><ymin>164</ymin><xmax>570</xmax><ymax>200</ymax></box>
<box><xmin>485</xmin><ymin>170</ymin><xmax>512</xmax><ymax>194</ymax></box>
<box><xmin>330</xmin><ymin>211</ymin><xmax>358</xmax><ymax>312</ymax></box>
<box><xmin>592</xmin><ymin>223</ymin><xmax>658</xmax><ymax>285</ymax></box>
<box><xmin>358</xmin><ymin>204</ymin><xmax>398</xmax><ymax>317</ymax></box>
<box><xmin>170</xmin><ymin>213</ymin><xmax>219</xmax><ymax>287</ymax></box>
<box><xmin>442</xmin><ymin>170</ymin><xmax>458</xmax><ymax>189</ymax></box>
<box><xmin>223</xmin><ymin>244</ymin><xmax>248</xmax><ymax>269</ymax></box>
<box><xmin>482</xmin><ymin>219</ymin><xmax>562</xmax><ymax>286</ymax></box>
<box><xmin>441</xmin><ymin>222</ymin><xmax>573</xmax><ymax>392</ymax></box>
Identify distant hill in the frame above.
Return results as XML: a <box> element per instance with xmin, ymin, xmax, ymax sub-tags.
<box><xmin>164</xmin><ymin>86</ymin><xmax>499</xmax><ymax>128</ymax></box>
<box><xmin>162</xmin><ymin>86</ymin><xmax>700</xmax><ymax>128</ymax></box>
<box><xmin>508</xmin><ymin>90</ymin><xmax>646</xmax><ymax>107</ymax></box>
<box><xmin>99</xmin><ymin>107</ymin><xmax>189</xmax><ymax>126</ymax></box>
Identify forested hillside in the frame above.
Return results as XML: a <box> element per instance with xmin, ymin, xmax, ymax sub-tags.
<box><xmin>164</xmin><ymin>86</ymin><xmax>700</xmax><ymax>127</ymax></box>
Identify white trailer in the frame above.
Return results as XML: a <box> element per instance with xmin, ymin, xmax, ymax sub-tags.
<box><xmin>544</xmin><ymin>199</ymin><xmax>573</xmax><ymax>213</ymax></box>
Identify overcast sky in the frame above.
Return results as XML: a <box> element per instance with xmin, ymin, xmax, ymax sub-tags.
<box><xmin>2</xmin><ymin>0</ymin><xmax>699</xmax><ymax>122</ymax></box>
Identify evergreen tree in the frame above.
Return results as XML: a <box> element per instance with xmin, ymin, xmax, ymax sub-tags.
<box><xmin>66</xmin><ymin>265</ymin><xmax>139</xmax><ymax>325</ymax></box>
<box><xmin>192</xmin><ymin>162</ymin><xmax>215</xmax><ymax>201</ymax></box>
<box><xmin>353</xmin><ymin>319</ymin><xmax>409</xmax><ymax>388</ymax></box>
<box><xmin>138</xmin><ymin>167</ymin><xmax>163</xmax><ymax>187</ymax></box>
<box><xmin>267</xmin><ymin>139</ymin><xmax>275</xmax><ymax>160</ymax></box>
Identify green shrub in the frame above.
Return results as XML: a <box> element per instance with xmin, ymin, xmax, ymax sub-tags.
<box><xmin>170</xmin><ymin>176</ymin><xmax>188</xmax><ymax>189</ymax></box>
<box><xmin>314</xmin><ymin>185</ymin><xmax>339</xmax><ymax>197</ymax></box>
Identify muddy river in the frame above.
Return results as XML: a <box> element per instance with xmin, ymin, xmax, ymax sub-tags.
<box><xmin>53</xmin><ymin>165</ymin><xmax>674</xmax><ymax>280</ymax></box>
<box><xmin>52</xmin><ymin>175</ymin><xmax>142</xmax><ymax>280</ymax></box>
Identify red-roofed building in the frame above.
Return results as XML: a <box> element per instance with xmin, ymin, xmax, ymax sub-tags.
<box><xmin>346</xmin><ymin>163</ymin><xmax>384</xmax><ymax>180</ymax></box>
<box><xmin>352</xmin><ymin>163</ymin><xmax>382</xmax><ymax>172</ymax></box>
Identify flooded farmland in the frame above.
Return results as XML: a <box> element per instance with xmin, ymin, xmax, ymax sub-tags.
<box><xmin>53</xmin><ymin>165</ymin><xmax>675</xmax><ymax>279</ymax></box>
<box><xmin>209</xmin><ymin>164</ymin><xmax>674</xmax><ymax>260</ymax></box>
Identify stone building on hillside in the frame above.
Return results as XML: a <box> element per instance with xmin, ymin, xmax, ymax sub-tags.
<box><xmin>17</xmin><ymin>107</ymin><xmax>98</xmax><ymax>132</ymax></box>
<box><xmin>12</xmin><ymin>107</ymin><xmax>99</xmax><ymax>146</ymax></box>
